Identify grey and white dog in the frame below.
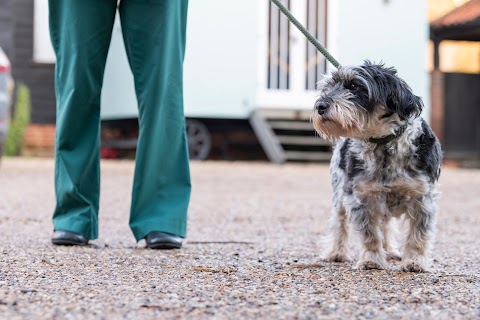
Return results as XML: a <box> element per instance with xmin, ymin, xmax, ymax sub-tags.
<box><xmin>312</xmin><ymin>61</ymin><xmax>442</xmax><ymax>272</ymax></box>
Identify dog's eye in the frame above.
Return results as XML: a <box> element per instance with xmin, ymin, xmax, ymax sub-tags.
<box><xmin>346</xmin><ymin>83</ymin><xmax>358</xmax><ymax>91</ymax></box>
<box><xmin>380</xmin><ymin>111</ymin><xmax>394</xmax><ymax>119</ymax></box>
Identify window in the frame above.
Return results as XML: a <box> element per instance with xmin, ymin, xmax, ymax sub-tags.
<box><xmin>266</xmin><ymin>0</ymin><xmax>327</xmax><ymax>91</ymax></box>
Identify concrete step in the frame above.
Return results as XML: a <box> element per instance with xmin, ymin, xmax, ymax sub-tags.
<box><xmin>250</xmin><ymin>109</ymin><xmax>332</xmax><ymax>163</ymax></box>
<box><xmin>268</xmin><ymin>120</ymin><xmax>314</xmax><ymax>131</ymax></box>
<box><xmin>284</xmin><ymin>151</ymin><xmax>332</xmax><ymax>161</ymax></box>
<box><xmin>277</xmin><ymin>135</ymin><xmax>331</xmax><ymax>146</ymax></box>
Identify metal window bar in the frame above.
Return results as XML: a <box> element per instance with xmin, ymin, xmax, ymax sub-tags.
<box><xmin>267</xmin><ymin>0</ymin><xmax>290</xmax><ymax>90</ymax></box>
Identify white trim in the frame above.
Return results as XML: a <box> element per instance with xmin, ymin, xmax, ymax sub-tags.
<box><xmin>257</xmin><ymin>0</ymin><xmax>326</xmax><ymax>110</ymax></box>
<box><xmin>33</xmin><ymin>0</ymin><xmax>55</xmax><ymax>63</ymax></box>
<box><xmin>257</xmin><ymin>90</ymin><xmax>318</xmax><ymax>109</ymax></box>
<box><xmin>256</xmin><ymin>0</ymin><xmax>269</xmax><ymax>95</ymax></box>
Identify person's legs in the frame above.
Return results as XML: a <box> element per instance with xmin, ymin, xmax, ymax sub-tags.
<box><xmin>118</xmin><ymin>0</ymin><xmax>191</xmax><ymax>241</ymax></box>
<box><xmin>49</xmin><ymin>0</ymin><xmax>117</xmax><ymax>240</ymax></box>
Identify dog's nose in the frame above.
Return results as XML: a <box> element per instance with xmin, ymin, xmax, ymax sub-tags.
<box><xmin>315</xmin><ymin>100</ymin><xmax>328</xmax><ymax>115</ymax></box>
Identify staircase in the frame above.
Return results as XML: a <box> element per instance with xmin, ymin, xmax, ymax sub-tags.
<box><xmin>250</xmin><ymin>109</ymin><xmax>332</xmax><ymax>163</ymax></box>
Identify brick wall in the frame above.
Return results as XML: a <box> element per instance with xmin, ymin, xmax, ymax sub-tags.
<box><xmin>23</xmin><ymin>124</ymin><xmax>55</xmax><ymax>156</ymax></box>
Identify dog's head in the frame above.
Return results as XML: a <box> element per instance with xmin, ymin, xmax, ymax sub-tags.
<box><xmin>312</xmin><ymin>61</ymin><xmax>423</xmax><ymax>140</ymax></box>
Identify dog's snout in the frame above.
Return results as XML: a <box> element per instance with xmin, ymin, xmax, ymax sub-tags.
<box><xmin>315</xmin><ymin>100</ymin><xmax>329</xmax><ymax>115</ymax></box>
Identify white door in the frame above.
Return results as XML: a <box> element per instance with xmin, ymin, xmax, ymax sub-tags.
<box><xmin>257</xmin><ymin>0</ymin><xmax>327</xmax><ymax>110</ymax></box>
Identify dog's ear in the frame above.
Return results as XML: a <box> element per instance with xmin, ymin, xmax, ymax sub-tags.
<box><xmin>385</xmin><ymin>77</ymin><xmax>423</xmax><ymax>120</ymax></box>
<box><xmin>360</xmin><ymin>62</ymin><xmax>424</xmax><ymax>119</ymax></box>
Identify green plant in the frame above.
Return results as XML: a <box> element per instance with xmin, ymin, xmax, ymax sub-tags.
<box><xmin>5</xmin><ymin>83</ymin><xmax>31</xmax><ymax>156</ymax></box>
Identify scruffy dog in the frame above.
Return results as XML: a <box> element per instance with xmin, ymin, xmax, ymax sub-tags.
<box><xmin>312</xmin><ymin>61</ymin><xmax>442</xmax><ymax>272</ymax></box>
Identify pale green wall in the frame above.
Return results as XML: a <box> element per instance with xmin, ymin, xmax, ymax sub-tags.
<box><xmin>102</xmin><ymin>0</ymin><xmax>259</xmax><ymax>120</ymax></box>
<box><xmin>101</xmin><ymin>16</ymin><xmax>137</xmax><ymax>120</ymax></box>
<box><xmin>183</xmin><ymin>0</ymin><xmax>258</xmax><ymax>119</ymax></box>
<box><xmin>328</xmin><ymin>0</ymin><xmax>430</xmax><ymax>120</ymax></box>
<box><xmin>101</xmin><ymin>0</ymin><xmax>430</xmax><ymax>121</ymax></box>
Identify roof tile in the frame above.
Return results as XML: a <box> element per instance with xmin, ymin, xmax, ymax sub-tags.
<box><xmin>431</xmin><ymin>0</ymin><xmax>480</xmax><ymax>27</ymax></box>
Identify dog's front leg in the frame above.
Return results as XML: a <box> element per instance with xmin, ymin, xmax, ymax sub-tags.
<box><xmin>401</xmin><ymin>196</ymin><xmax>436</xmax><ymax>272</ymax></box>
<box><xmin>350</xmin><ymin>204</ymin><xmax>389</xmax><ymax>270</ymax></box>
<box><xmin>327</xmin><ymin>205</ymin><xmax>350</xmax><ymax>262</ymax></box>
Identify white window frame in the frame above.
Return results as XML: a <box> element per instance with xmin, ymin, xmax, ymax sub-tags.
<box><xmin>256</xmin><ymin>0</ymin><xmax>328</xmax><ymax>110</ymax></box>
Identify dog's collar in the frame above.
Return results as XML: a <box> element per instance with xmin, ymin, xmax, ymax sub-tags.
<box><xmin>367</xmin><ymin>123</ymin><xmax>408</xmax><ymax>145</ymax></box>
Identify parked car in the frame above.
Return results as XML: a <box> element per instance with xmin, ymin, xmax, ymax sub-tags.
<box><xmin>0</xmin><ymin>47</ymin><xmax>12</xmax><ymax>158</ymax></box>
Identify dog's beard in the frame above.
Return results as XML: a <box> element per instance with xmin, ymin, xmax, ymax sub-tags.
<box><xmin>311</xmin><ymin>99</ymin><xmax>365</xmax><ymax>140</ymax></box>
<box><xmin>312</xmin><ymin>102</ymin><xmax>402</xmax><ymax>140</ymax></box>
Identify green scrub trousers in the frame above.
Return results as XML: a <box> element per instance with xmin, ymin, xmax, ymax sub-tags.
<box><xmin>49</xmin><ymin>0</ymin><xmax>191</xmax><ymax>241</ymax></box>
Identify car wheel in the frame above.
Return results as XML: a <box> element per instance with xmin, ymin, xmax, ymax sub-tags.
<box><xmin>186</xmin><ymin>119</ymin><xmax>211</xmax><ymax>160</ymax></box>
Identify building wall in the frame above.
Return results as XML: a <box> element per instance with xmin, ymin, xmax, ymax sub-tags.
<box><xmin>443</xmin><ymin>73</ymin><xmax>480</xmax><ymax>157</ymax></box>
<box><xmin>328</xmin><ymin>0</ymin><xmax>430</xmax><ymax>120</ymax></box>
<box><xmin>5</xmin><ymin>0</ymin><xmax>435</xmax><ymax>125</ymax></box>
<box><xmin>428</xmin><ymin>0</ymin><xmax>480</xmax><ymax>74</ymax></box>
<box><xmin>10</xmin><ymin>0</ymin><xmax>56</xmax><ymax>124</ymax></box>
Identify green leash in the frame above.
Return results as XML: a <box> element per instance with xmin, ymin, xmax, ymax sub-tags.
<box><xmin>270</xmin><ymin>0</ymin><xmax>341</xmax><ymax>68</ymax></box>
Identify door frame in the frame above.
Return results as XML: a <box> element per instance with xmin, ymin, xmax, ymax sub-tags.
<box><xmin>256</xmin><ymin>0</ymin><xmax>328</xmax><ymax>110</ymax></box>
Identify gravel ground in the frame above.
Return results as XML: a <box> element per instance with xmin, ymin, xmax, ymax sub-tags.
<box><xmin>0</xmin><ymin>158</ymin><xmax>478</xmax><ymax>319</ymax></box>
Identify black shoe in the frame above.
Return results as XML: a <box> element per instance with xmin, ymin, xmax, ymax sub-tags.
<box><xmin>145</xmin><ymin>231</ymin><xmax>182</xmax><ymax>249</ymax></box>
<box><xmin>52</xmin><ymin>230</ymin><xmax>88</xmax><ymax>246</ymax></box>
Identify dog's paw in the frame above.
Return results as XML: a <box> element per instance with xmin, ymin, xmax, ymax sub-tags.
<box><xmin>356</xmin><ymin>250</ymin><xmax>388</xmax><ymax>270</ymax></box>
<box><xmin>386</xmin><ymin>252</ymin><xmax>402</xmax><ymax>262</ymax></box>
<box><xmin>356</xmin><ymin>260</ymin><xmax>387</xmax><ymax>270</ymax></box>
<box><xmin>326</xmin><ymin>252</ymin><xmax>350</xmax><ymax>263</ymax></box>
<box><xmin>400</xmin><ymin>260</ymin><xmax>429</xmax><ymax>273</ymax></box>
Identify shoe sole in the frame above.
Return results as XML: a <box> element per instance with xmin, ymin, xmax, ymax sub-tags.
<box><xmin>52</xmin><ymin>239</ymin><xmax>88</xmax><ymax>246</ymax></box>
<box><xmin>146</xmin><ymin>242</ymin><xmax>182</xmax><ymax>250</ymax></box>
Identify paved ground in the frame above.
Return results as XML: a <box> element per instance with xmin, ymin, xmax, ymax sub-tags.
<box><xmin>0</xmin><ymin>158</ymin><xmax>478</xmax><ymax>319</ymax></box>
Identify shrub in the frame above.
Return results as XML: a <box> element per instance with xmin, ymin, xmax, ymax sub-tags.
<box><xmin>5</xmin><ymin>83</ymin><xmax>31</xmax><ymax>156</ymax></box>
